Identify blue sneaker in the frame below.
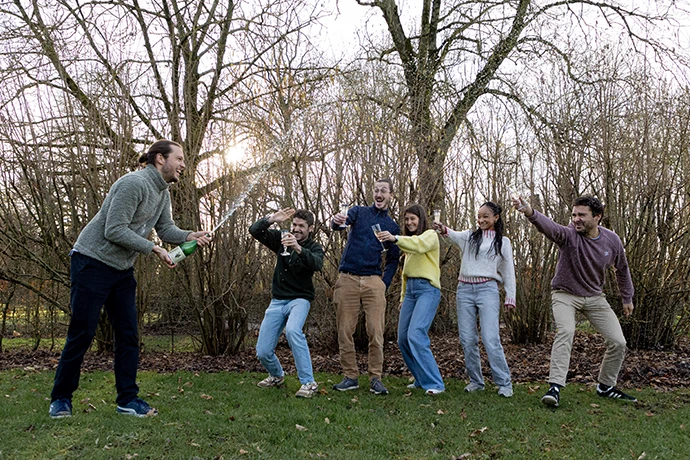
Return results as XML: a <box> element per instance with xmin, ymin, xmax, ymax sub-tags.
<box><xmin>116</xmin><ymin>398</ymin><xmax>158</xmax><ymax>417</ymax></box>
<box><xmin>369</xmin><ymin>378</ymin><xmax>389</xmax><ymax>395</ymax></box>
<box><xmin>333</xmin><ymin>377</ymin><xmax>359</xmax><ymax>391</ymax></box>
<box><xmin>49</xmin><ymin>399</ymin><xmax>72</xmax><ymax>419</ymax></box>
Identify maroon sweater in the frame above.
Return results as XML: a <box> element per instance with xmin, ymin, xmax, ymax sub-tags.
<box><xmin>528</xmin><ymin>210</ymin><xmax>634</xmax><ymax>303</ymax></box>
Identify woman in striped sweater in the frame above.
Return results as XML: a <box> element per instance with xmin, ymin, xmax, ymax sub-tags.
<box><xmin>434</xmin><ymin>202</ymin><xmax>516</xmax><ymax>397</ymax></box>
<box><xmin>377</xmin><ymin>204</ymin><xmax>445</xmax><ymax>395</ymax></box>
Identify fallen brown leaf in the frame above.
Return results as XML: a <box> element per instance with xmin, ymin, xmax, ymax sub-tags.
<box><xmin>469</xmin><ymin>427</ymin><xmax>488</xmax><ymax>437</ymax></box>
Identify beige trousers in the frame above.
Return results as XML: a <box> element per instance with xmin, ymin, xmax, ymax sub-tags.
<box><xmin>334</xmin><ymin>273</ymin><xmax>386</xmax><ymax>380</ymax></box>
<box><xmin>549</xmin><ymin>290</ymin><xmax>627</xmax><ymax>387</ymax></box>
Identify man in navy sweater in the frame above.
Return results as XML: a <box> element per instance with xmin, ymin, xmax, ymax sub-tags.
<box><xmin>331</xmin><ymin>179</ymin><xmax>400</xmax><ymax>395</ymax></box>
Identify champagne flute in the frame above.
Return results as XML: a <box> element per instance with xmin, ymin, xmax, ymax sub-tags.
<box><xmin>339</xmin><ymin>203</ymin><xmax>349</xmax><ymax>228</ymax></box>
<box><xmin>280</xmin><ymin>229</ymin><xmax>291</xmax><ymax>256</ymax></box>
<box><xmin>433</xmin><ymin>209</ymin><xmax>442</xmax><ymax>233</ymax></box>
<box><xmin>371</xmin><ymin>223</ymin><xmax>387</xmax><ymax>252</ymax></box>
<box><xmin>510</xmin><ymin>188</ymin><xmax>526</xmax><ymax>211</ymax></box>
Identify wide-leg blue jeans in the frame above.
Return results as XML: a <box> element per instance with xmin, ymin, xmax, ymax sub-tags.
<box><xmin>256</xmin><ymin>298</ymin><xmax>314</xmax><ymax>384</ymax></box>
<box><xmin>457</xmin><ymin>281</ymin><xmax>512</xmax><ymax>389</ymax></box>
<box><xmin>398</xmin><ymin>278</ymin><xmax>444</xmax><ymax>391</ymax></box>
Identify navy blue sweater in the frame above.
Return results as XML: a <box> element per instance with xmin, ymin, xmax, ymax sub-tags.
<box><xmin>332</xmin><ymin>205</ymin><xmax>400</xmax><ymax>287</ymax></box>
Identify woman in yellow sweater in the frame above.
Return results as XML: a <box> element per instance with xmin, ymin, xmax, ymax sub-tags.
<box><xmin>377</xmin><ymin>204</ymin><xmax>444</xmax><ymax>395</ymax></box>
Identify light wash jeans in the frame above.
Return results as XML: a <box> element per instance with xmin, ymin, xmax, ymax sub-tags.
<box><xmin>256</xmin><ymin>298</ymin><xmax>314</xmax><ymax>384</ymax></box>
<box><xmin>457</xmin><ymin>281</ymin><xmax>512</xmax><ymax>389</ymax></box>
<box><xmin>398</xmin><ymin>278</ymin><xmax>444</xmax><ymax>391</ymax></box>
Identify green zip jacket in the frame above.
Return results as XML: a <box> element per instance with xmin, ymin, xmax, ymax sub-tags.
<box><xmin>249</xmin><ymin>218</ymin><xmax>324</xmax><ymax>301</ymax></box>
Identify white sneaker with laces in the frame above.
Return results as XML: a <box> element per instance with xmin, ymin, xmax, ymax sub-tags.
<box><xmin>257</xmin><ymin>375</ymin><xmax>285</xmax><ymax>388</ymax></box>
<box><xmin>295</xmin><ymin>382</ymin><xmax>318</xmax><ymax>398</ymax></box>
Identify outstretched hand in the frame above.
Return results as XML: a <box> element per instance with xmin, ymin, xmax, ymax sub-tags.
<box><xmin>377</xmin><ymin>230</ymin><xmax>397</xmax><ymax>243</ymax></box>
<box><xmin>332</xmin><ymin>213</ymin><xmax>347</xmax><ymax>226</ymax></box>
<box><xmin>510</xmin><ymin>195</ymin><xmax>532</xmax><ymax>216</ymax></box>
<box><xmin>268</xmin><ymin>208</ymin><xmax>295</xmax><ymax>224</ymax></box>
<box><xmin>432</xmin><ymin>222</ymin><xmax>447</xmax><ymax>235</ymax></box>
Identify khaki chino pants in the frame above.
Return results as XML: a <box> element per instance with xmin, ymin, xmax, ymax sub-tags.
<box><xmin>334</xmin><ymin>273</ymin><xmax>386</xmax><ymax>380</ymax></box>
<box><xmin>549</xmin><ymin>290</ymin><xmax>627</xmax><ymax>387</ymax></box>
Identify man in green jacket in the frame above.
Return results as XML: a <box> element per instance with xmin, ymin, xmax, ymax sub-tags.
<box><xmin>249</xmin><ymin>208</ymin><xmax>324</xmax><ymax>398</ymax></box>
<box><xmin>49</xmin><ymin>140</ymin><xmax>211</xmax><ymax>419</ymax></box>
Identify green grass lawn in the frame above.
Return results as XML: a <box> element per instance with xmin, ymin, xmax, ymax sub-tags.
<box><xmin>1</xmin><ymin>369</ymin><xmax>687</xmax><ymax>459</ymax></box>
<box><xmin>0</xmin><ymin>334</ymin><xmax>201</xmax><ymax>353</ymax></box>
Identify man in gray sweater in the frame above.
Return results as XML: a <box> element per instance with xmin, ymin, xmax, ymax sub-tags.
<box><xmin>512</xmin><ymin>195</ymin><xmax>636</xmax><ymax>407</ymax></box>
<box><xmin>49</xmin><ymin>140</ymin><xmax>211</xmax><ymax>419</ymax></box>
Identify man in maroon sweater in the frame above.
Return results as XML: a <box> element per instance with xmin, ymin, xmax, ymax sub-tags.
<box><xmin>513</xmin><ymin>195</ymin><xmax>637</xmax><ymax>407</ymax></box>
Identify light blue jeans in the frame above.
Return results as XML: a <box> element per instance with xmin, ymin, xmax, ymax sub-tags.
<box><xmin>398</xmin><ymin>278</ymin><xmax>444</xmax><ymax>391</ymax></box>
<box><xmin>256</xmin><ymin>298</ymin><xmax>314</xmax><ymax>384</ymax></box>
<box><xmin>457</xmin><ymin>281</ymin><xmax>512</xmax><ymax>389</ymax></box>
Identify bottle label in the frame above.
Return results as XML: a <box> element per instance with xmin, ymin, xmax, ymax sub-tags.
<box><xmin>169</xmin><ymin>246</ymin><xmax>186</xmax><ymax>264</ymax></box>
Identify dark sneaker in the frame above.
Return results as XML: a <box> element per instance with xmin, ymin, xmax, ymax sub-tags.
<box><xmin>369</xmin><ymin>378</ymin><xmax>389</xmax><ymax>395</ymax></box>
<box><xmin>257</xmin><ymin>375</ymin><xmax>285</xmax><ymax>388</ymax></box>
<box><xmin>117</xmin><ymin>398</ymin><xmax>158</xmax><ymax>417</ymax></box>
<box><xmin>333</xmin><ymin>377</ymin><xmax>359</xmax><ymax>391</ymax></box>
<box><xmin>541</xmin><ymin>386</ymin><xmax>560</xmax><ymax>407</ymax></box>
<box><xmin>49</xmin><ymin>399</ymin><xmax>72</xmax><ymax>419</ymax></box>
<box><xmin>597</xmin><ymin>384</ymin><xmax>637</xmax><ymax>402</ymax></box>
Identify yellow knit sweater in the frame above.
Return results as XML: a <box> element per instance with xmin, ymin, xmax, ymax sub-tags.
<box><xmin>396</xmin><ymin>229</ymin><xmax>441</xmax><ymax>302</ymax></box>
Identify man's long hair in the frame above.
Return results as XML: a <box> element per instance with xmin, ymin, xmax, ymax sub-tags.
<box><xmin>138</xmin><ymin>140</ymin><xmax>182</xmax><ymax>165</ymax></box>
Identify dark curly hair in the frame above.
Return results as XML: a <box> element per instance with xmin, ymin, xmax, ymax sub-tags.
<box><xmin>573</xmin><ymin>195</ymin><xmax>604</xmax><ymax>217</ymax></box>
<box><xmin>293</xmin><ymin>209</ymin><xmax>315</xmax><ymax>227</ymax></box>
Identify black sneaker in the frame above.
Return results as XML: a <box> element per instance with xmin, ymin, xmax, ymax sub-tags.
<box><xmin>596</xmin><ymin>384</ymin><xmax>637</xmax><ymax>402</ymax></box>
<box><xmin>541</xmin><ymin>386</ymin><xmax>560</xmax><ymax>407</ymax></box>
<box><xmin>49</xmin><ymin>399</ymin><xmax>72</xmax><ymax>419</ymax></box>
<box><xmin>369</xmin><ymin>378</ymin><xmax>389</xmax><ymax>395</ymax></box>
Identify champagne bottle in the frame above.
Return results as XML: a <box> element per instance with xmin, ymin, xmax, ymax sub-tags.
<box><xmin>168</xmin><ymin>240</ymin><xmax>198</xmax><ymax>264</ymax></box>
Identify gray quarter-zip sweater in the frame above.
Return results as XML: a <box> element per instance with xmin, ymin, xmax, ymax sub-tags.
<box><xmin>73</xmin><ymin>164</ymin><xmax>190</xmax><ymax>270</ymax></box>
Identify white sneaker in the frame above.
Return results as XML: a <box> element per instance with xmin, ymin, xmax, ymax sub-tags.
<box><xmin>498</xmin><ymin>386</ymin><xmax>513</xmax><ymax>397</ymax></box>
<box><xmin>295</xmin><ymin>382</ymin><xmax>318</xmax><ymax>398</ymax></box>
<box><xmin>464</xmin><ymin>382</ymin><xmax>485</xmax><ymax>393</ymax></box>
<box><xmin>426</xmin><ymin>388</ymin><xmax>445</xmax><ymax>395</ymax></box>
<box><xmin>257</xmin><ymin>375</ymin><xmax>284</xmax><ymax>388</ymax></box>
<box><xmin>407</xmin><ymin>383</ymin><xmax>418</xmax><ymax>389</ymax></box>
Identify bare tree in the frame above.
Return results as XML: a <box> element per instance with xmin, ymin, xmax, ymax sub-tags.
<box><xmin>0</xmin><ymin>0</ymin><xmax>329</xmax><ymax>354</ymax></box>
<box><xmin>350</xmin><ymin>0</ymin><xmax>682</xmax><ymax>210</ymax></box>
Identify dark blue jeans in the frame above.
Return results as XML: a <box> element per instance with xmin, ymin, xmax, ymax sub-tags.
<box><xmin>51</xmin><ymin>252</ymin><xmax>140</xmax><ymax>406</ymax></box>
